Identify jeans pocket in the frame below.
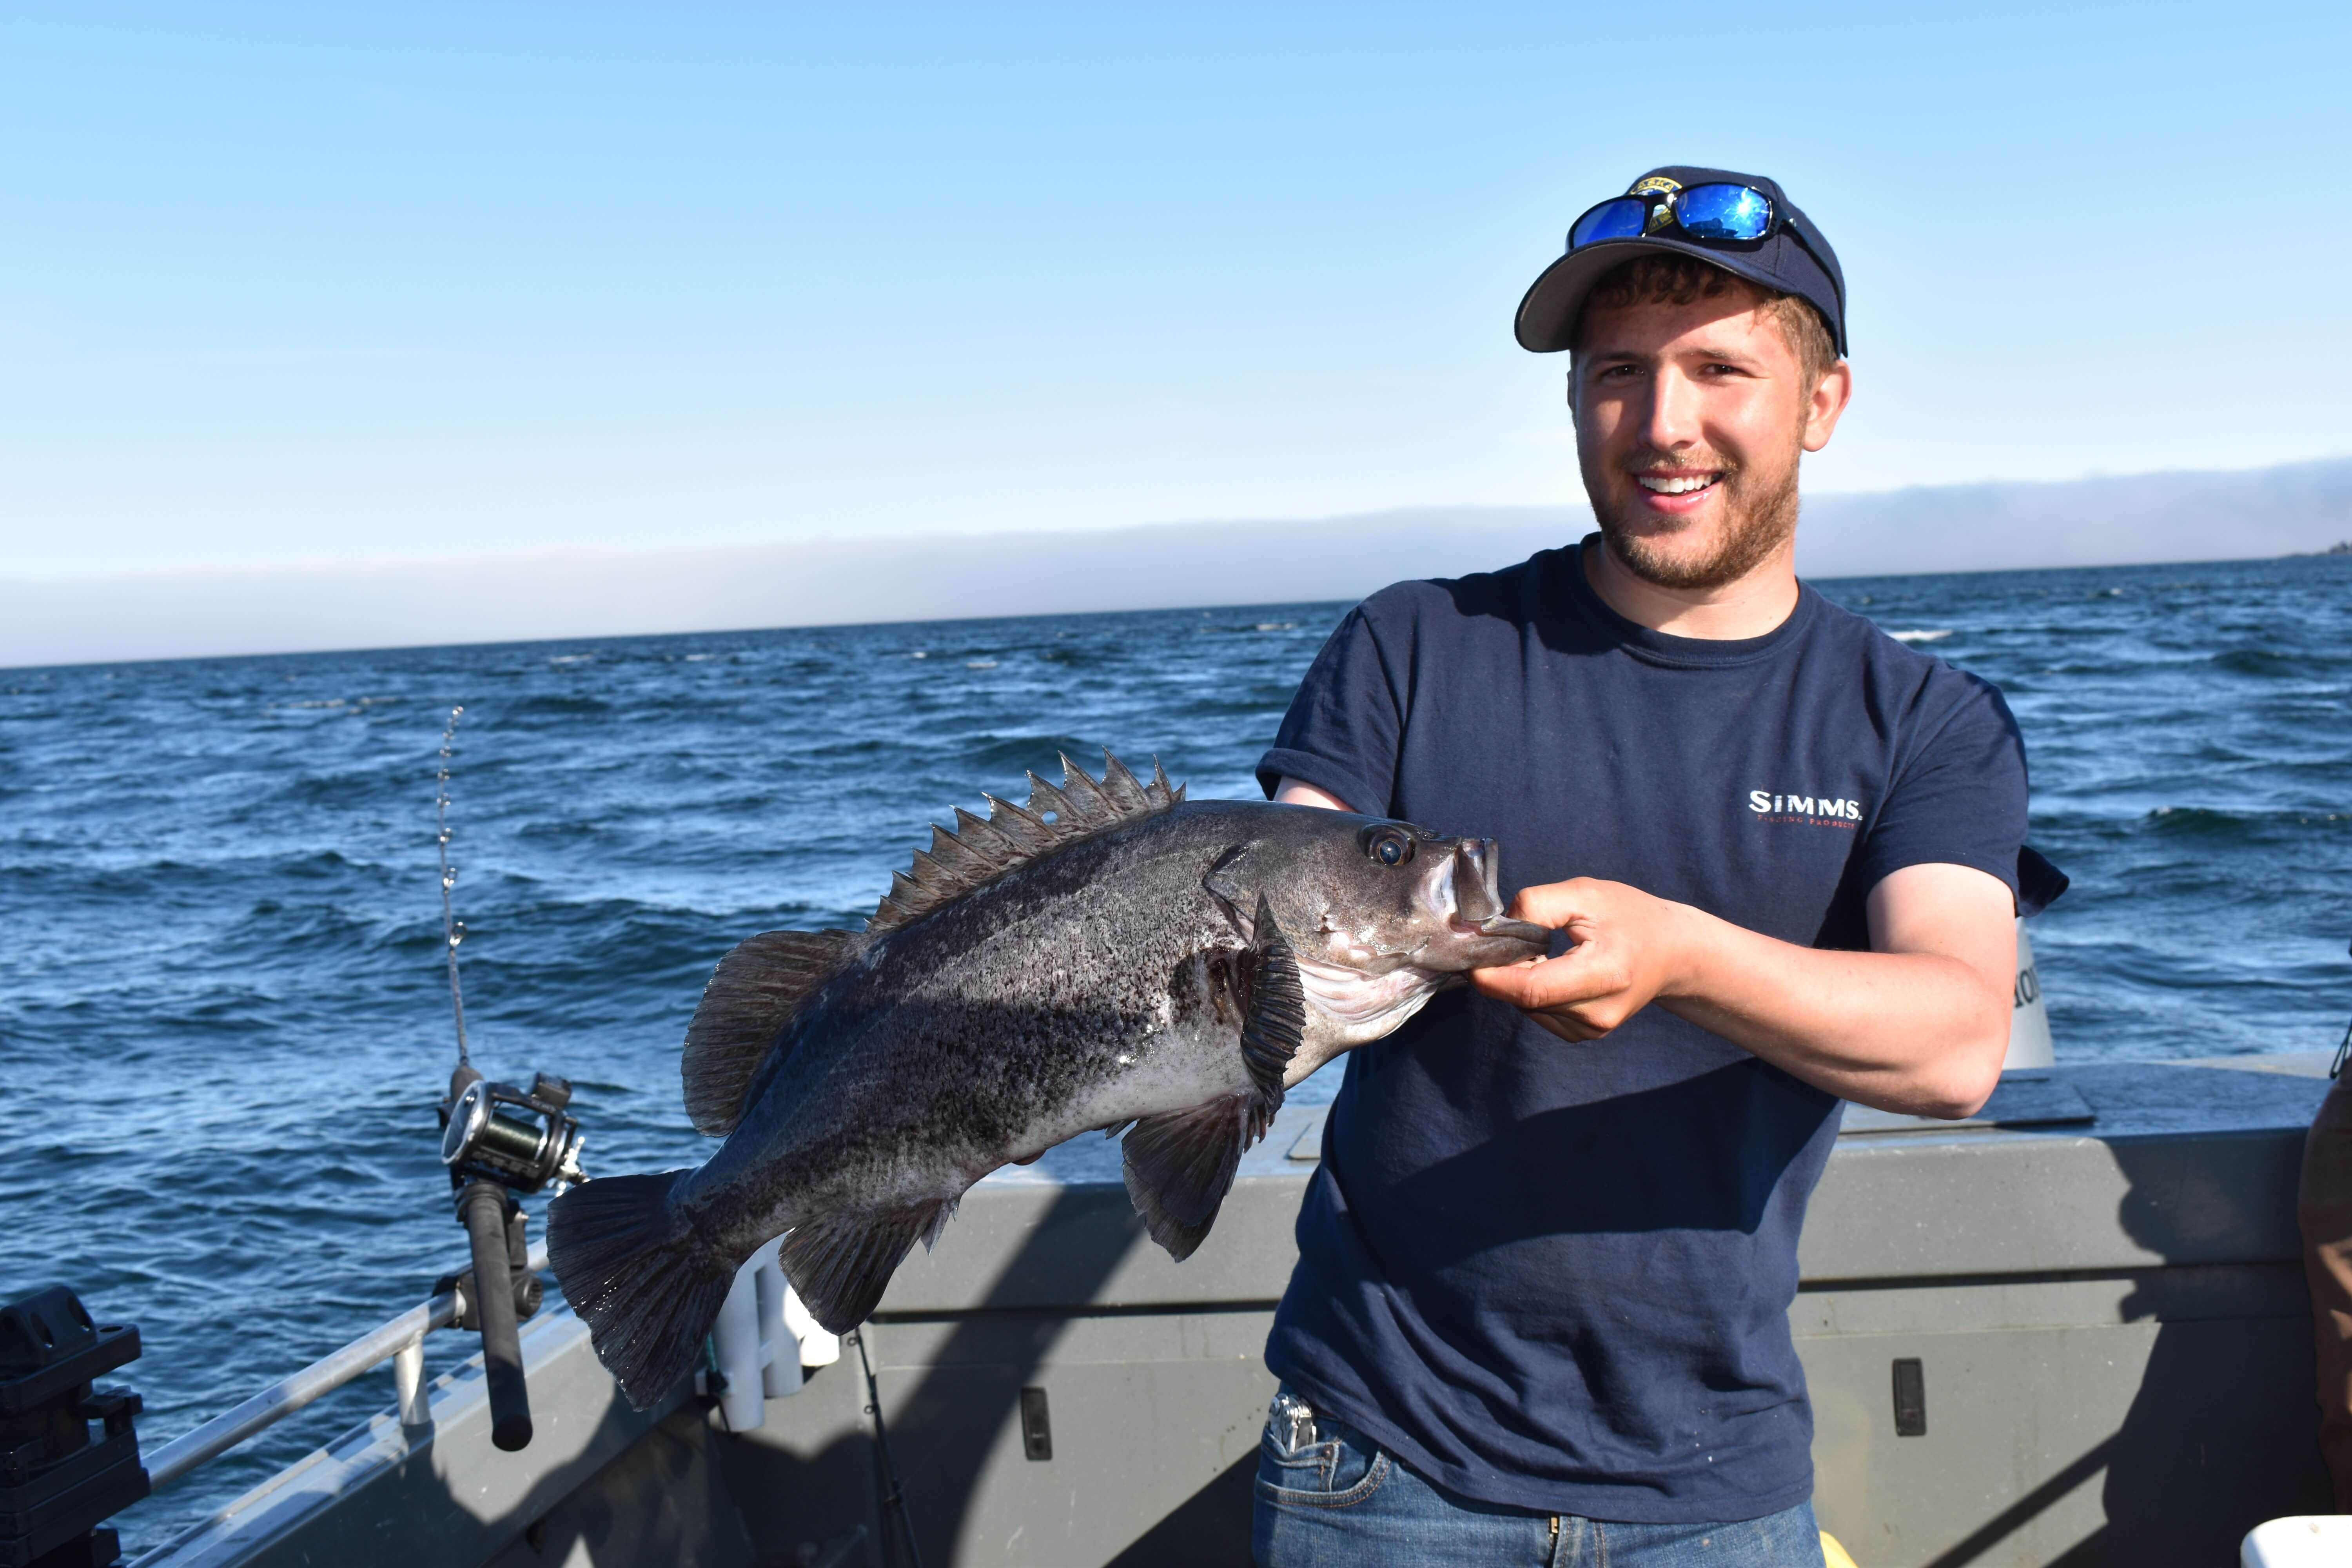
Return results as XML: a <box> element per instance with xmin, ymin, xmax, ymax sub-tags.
<box><xmin>1256</xmin><ymin>1388</ymin><xmax>1388</xmax><ymax>1509</ymax></box>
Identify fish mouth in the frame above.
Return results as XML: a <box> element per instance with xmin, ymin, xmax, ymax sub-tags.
<box><xmin>1458</xmin><ymin>913</ymin><xmax>1551</xmax><ymax>949</ymax></box>
<box><xmin>1430</xmin><ymin>838</ymin><xmax>1549</xmax><ymax>966</ymax></box>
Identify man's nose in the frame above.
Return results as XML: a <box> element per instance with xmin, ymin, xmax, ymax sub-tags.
<box><xmin>1639</xmin><ymin>365</ymin><xmax>1703</xmax><ymax>451</ymax></box>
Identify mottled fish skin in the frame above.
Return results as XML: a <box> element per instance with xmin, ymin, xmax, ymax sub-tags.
<box><xmin>547</xmin><ymin>758</ymin><xmax>1547</xmax><ymax>1408</ymax></box>
<box><xmin>684</xmin><ymin>797</ymin><xmax>1536</xmax><ymax>1260</ymax></box>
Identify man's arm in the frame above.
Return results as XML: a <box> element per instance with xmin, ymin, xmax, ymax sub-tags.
<box><xmin>1274</xmin><ymin>777</ymin><xmax>1356</xmax><ymax>812</ymax></box>
<box><xmin>1468</xmin><ymin>866</ymin><xmax>2016</xmax><ymax>1118</ymax></box>
<box><xmin>1276</xmin><ymin>775</ymin><xmax>2010</xmax><ymax>1117</ymax></box>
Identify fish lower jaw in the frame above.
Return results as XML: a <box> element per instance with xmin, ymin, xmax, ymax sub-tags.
<box><xmin>1285</xmin><ymin>957</ymin><xmax>1445</xmax><ymax>1083</ymax></box>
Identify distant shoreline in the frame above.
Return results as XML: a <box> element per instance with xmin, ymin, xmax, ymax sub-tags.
<box><xmin>4</xmin><ymin>552</ymin><xmax>2347</xmax><ymax>677</ymax></box>
<box><xmin>5</xmin><ymin>456</ymin><xmax>2349</xmax><ymax>670</ymax></box>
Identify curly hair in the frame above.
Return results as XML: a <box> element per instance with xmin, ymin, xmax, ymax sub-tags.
<box><xmin>1571</xmin><ymin>254</ymin><xmax>1837</xmax><ymax>387</ymax></box>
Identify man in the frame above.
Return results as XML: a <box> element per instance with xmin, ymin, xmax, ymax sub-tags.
<box><xmin>1250</xmin><ymin>168</ymin><xmax>2046</xmax><ymax>1565</ymax></box>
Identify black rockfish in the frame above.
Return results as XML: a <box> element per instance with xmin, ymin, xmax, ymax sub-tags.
<box><xmin>548</xmin><ymin>754</ymin><xmax>1546</xmax><ymax>1408</ymax></box>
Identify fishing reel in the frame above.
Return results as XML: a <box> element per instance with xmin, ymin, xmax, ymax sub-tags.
<box><xmin>439</xmin><ymin>1071</ymin><xmax>588</xmax><ymax>1195</ymax></box>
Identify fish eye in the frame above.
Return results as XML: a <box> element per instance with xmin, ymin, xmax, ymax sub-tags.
<box><xmin>1360</xmin><ymin>826</ymin><xmax>1414</xmax><ymax>867</ymax></box>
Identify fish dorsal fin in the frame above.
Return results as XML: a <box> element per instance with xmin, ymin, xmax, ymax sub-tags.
<box><xmin>867</xmin><ymin>751</ymin><xmax>1184</xmax><ymax>936</ymax></box>
<box><xmin>682</xmin><ymin>928</ymin><xmax>860</xmax><ymax>1135</ymax></box>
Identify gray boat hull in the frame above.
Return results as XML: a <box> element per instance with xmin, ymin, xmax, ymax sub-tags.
<box><xmin>136</xmin><ymin>1057</ymin><xmax>2339</xmax><ymax>1568</ymax></box>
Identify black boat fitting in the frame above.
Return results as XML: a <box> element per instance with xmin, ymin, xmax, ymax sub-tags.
<box><xmin>0</xmin><ymin>1286</ymin><xmax>145</xmax><ymax>1568</ymax></box>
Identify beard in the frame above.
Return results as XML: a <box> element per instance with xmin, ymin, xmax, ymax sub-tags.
<box><xmin>1582</xmin><ymin>446</ymin><xmax>1801</xmax><ymax>592</ymax></box>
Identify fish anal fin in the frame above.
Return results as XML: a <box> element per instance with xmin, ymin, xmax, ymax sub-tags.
<box><xmin>1122</xmin><ymin>1096</ymin><xmax>1252</xmax><ymax>1261</ymax></box>
<box><xmin>777</xmin><ymin>1202</ymin><xmax>954</xmax><ymax>1334</ymax></box>
<box><xmin>682</xmin><ymin>929</ymin><xmax>858</xmax><ymax>1135</ymax></box>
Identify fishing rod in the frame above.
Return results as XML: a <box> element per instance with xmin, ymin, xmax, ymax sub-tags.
<box><xmin>437</xmin><ymin>707</ymin><xmax>471</xmax><ymax>1067</ymax></box>
<box><xmin>428</xmin><ymin>705</ymin><xmax>587</xmax><ymax>1453</ymax></box>
<box><xmin>851</xmin><ymin>1329</ymin><xmax>927</xmax><ymax>1568</ymax></box>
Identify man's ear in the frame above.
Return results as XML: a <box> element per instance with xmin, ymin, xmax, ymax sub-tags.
<box><xmin>1801</xmin><ymin>359</ymin><xmax>1854</xmax><ymax>454</ymax></box>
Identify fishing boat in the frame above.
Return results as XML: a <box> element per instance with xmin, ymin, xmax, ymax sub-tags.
<box><xmin>9</xmin><ymin>927</ymin><xmax>2341</xmax><ymax>1568</ymax></box>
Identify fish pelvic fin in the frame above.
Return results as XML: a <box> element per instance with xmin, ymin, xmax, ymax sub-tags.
<box><xmin>777</xmin><ymin>1200</ymin><xmax>957</xmax><ymax>1334</ymax></box>
<box><xmin>546</xmin><ymin>1170</ymin><xmax>731</xmax><ymax>1412</ymax></box>
<box><xmin>683</xmin><ymin>928</ymin><xmax>860</xmax><ymax>1135</ymax></box>
<box><xmin>1122</xmin><ymin>1097</ymin><xmax>1254</xmax><ymax>1262</ymax></box>
<box><xmin>865</xmin><ymin>750</ymin><xmax>1184</xmax><ymax>936</ymax></box>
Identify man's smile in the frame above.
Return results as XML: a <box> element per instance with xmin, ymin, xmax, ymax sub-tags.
<box><xmin>1633</xmin><ymin>472</ymin><xmax>1720</xmax><ymax>495</ymax></box>
<box><xmin>1628</xmin><ymin>468</ymin><xmax>1726</xmax><ymax>513</ymax></box>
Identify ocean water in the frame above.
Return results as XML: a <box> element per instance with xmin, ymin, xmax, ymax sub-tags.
<box><xmin>3</xmin><ymin>553</ymin><xmax>2348</xmax><ymax>1552</ymax></box>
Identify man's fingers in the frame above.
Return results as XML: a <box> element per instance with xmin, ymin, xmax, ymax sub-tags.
<box><xmin>1505</xmin><ymin>877</ymin><xmax>1616</xmax><ymax>930</ymax></box>
<box><xmin>1470</xmin><ymin>947</ymin><xmax>1616</xmax><ymax>1010</ymax></box>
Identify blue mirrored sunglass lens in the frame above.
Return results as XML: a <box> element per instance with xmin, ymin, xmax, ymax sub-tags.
<box><xmin>1570</xmin><ymin>198</ymin><xmax>1649</xmax><ymax>249</ymax></box>
<box><xmin>1676</xmin><ymin>184</ymin><xmax>1772</xmax><ymax>241</ymax></box>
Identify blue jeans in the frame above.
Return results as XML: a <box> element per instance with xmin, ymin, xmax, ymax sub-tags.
<box><xmin>1252</xmin><ymin>1387</ymin><xmax>1827</xmax><ymax>1567</ymax></box>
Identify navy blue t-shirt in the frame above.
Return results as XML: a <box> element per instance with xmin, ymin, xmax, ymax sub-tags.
<box><xmin>1254</xmin><ymin>539</ymin><xmax>2029</xmax><ymax>1524</ymax></box>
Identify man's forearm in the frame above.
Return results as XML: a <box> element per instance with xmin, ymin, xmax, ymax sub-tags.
<box><xmin>1657</xmin><ymin>901</ymin><xmax>2012</xmax><ymax>1117</ymax></box>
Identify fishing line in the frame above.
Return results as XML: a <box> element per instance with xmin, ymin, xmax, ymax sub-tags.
<box><xmin>436</xmin><ymin>705</ymin><xmax>471</xmax><ymax>1068</ymax></box>
<box><xmin>851</xmin><ymin>1329</ymin><xmax>926</xmax><ymax>1568</ymax></box>
<box><xmin>2333</xmin><ymin>940</ymin><xmax>2352</xmax><ymax>1080</ymax></box>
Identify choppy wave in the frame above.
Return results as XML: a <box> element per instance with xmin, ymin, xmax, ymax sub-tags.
<box><xmin>3</xmin><ymin>555</ymin><xmax>2350</xmax><ymax>1549</ymax></box>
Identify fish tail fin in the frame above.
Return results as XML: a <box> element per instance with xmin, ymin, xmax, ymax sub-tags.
<box><xmin>546</xmin><ymin>1170</ymin><xmax>731</xmax><ymax>1411</ymax></box>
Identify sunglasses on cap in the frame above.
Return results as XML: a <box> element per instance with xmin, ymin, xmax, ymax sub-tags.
<box><xmin>1568</xmin><ymin>180</ymin><xmax>1781</xmax><ymax>250</ymax></box>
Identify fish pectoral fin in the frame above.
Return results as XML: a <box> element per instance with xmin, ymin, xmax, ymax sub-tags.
<box><xmin>682</xmin><ymin>928</ymin><xmax>859</xmax><ymax>1135</ymax></box>
<box><xmin>776</xmin><ymin>1200</ymin><xmax>952</xmax><ymax>1334</ymax></box>
<box><xmin>1237</xmin><ymin>893</ymin><xmax>1306</xmax><ymax>1108</ymax></box>
<box><xmin>1122</xmin><ymin>1096</ymin><xmax>1254</xmax><ymax>1262</ymax></box>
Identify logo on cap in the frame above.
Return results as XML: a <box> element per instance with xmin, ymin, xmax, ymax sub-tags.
<box><xmin>1628</xmin><ymin>175</ymin><xmax>1681</xmax><ymax>235</ymax></box>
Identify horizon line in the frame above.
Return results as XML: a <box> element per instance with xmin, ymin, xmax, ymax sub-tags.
<box><xmin>5</xmin><ymin>547</ymin><xmax>2337</xmax><ymax>677</ymax></box>
<box><xmin>11</xmin><ymin>450</ymin><xmax>2350</xmax><ymax>591</ymax></box>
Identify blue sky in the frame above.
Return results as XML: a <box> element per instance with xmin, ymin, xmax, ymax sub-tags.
<box><xmin>4</xmin><ymin>2</ymin><xmax>2347</xmax><ymax>579</ymax></box>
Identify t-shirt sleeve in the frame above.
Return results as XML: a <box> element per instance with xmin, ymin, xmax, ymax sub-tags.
<box><xmin>1254</xmin><ymin>605</ymin><xmax>1404</xmax><ymax>814</ymax></box>
<box><xmin>1853</xmin><ymin>668</ymin><xmax>2031</xmax><ymax>906</ymax></box>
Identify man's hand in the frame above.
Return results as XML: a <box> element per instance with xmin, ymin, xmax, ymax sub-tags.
<box><xmin>1468</xmin><ymin>878</ymin><xmax>1698</xmax><ymax>1041</ymax></box>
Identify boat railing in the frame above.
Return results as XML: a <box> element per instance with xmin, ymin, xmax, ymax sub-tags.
<box><xmin>143</xmin><ymin>1240</ymin><xmax>549</xmax><ymax>1490</ymax></box>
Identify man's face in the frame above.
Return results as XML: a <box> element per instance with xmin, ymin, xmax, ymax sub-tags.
<box><xmin>1572</xmin><ymin>287</ymin><xmax>1849</xmax><ymax>592</ymax></box>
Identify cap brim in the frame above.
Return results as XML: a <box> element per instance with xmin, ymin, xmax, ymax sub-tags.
<box><xmin>1514</xmin><ymin>235</ymin><xmax>1794</xmax><ymax>354</ymax></box>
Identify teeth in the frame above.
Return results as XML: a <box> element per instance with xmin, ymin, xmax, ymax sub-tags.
<box><xmin>1637</xmin><ymin>475</ymin><xmax>1717</xmax><ymax>494</ymax></box>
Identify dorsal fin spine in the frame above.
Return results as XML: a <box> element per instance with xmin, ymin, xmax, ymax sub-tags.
<box><xmin>953</xmin><ymin>807</ymin><xmax>1020</xmax><ymax>861</ymax></box>
<box><xmin>1099</xmin><ymin>751</ymin><xmax>1149</xmax><ymax>812</ymax></box>
<box><xmin>1057</xmin><ymin>753</ymin><xmax>1114</xmax><ymax>818</ymax></box>
<box><xmin>1025</xmin><ymin>773</ymin><xmax>1075</xmax><ymax>824</ymax></box>
<box><xmin>924</xmin><ymin>829</ymin><xmax>995</xmax><ymax>883</ymax></box>
<box><xmin>864</xmin><ymin>756</ymin><xmax>1187</xmax><ymax>936</ymax></box>
<box><xmin>984</xmin><ymin>794</ymin><xmax>1055</xmax><ymax>852</ymax></box>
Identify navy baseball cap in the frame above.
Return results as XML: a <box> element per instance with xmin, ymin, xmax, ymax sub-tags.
<box><xmin>1514</xmin><ymin>165</ymin><xmax>1847</xmax><ymax>357</ymax></box>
